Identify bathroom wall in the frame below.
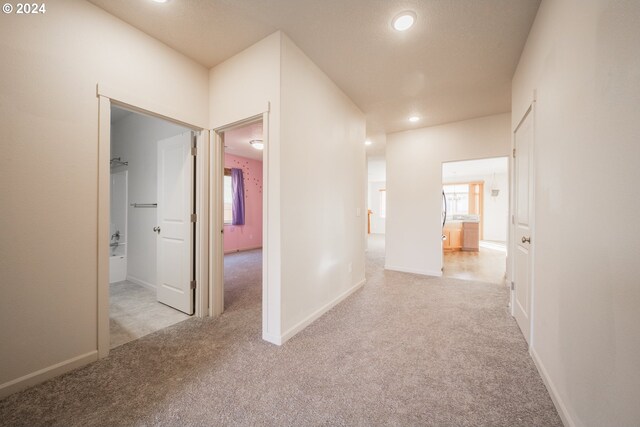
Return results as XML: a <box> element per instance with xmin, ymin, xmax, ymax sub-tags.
<box><xmin>224</xmin><ymin>153</ymin><xmax>264</xmax><ymax>253</ymax></box>
<box><xmin>111</xmin><ymin>110</ymin><xmax>190</xmax><ymax>290</ymax></box>
<box><xmin>109</xmin><ymin>169</ymin><xmax>128</xmax><ymax>283</ymax></box>
<box><xmin>109</xmin><ymin>169</ymin><xmax>128</xmax><ymax>247</ymax></box>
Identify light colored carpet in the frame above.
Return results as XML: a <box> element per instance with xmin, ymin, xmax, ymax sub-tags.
<box><xmin>0</xmin><ymin>237</ymin><xmax>561</xmax><ymax>426</ymax></box>
<box><xmin>109</xmin><ymin>281</ymin><xmax>191</xmax><ymax>349</ymax></box>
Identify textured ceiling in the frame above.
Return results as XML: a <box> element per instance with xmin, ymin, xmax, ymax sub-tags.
<box><xmin>88</xmin><ymin>0</ymin><xmax>540</xmax><ymax>144</ymax></box>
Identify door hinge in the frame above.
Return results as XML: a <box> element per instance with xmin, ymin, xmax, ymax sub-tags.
<box><xmin>511</xmin><ymin>281</ymin><xmax>515</xmax><ymax>290</ymax></box>
<box><xmin>512</xmin><ymin>148</ymin><xmax>516</xmax><ymax>158</ymax></box>
<box><xmin>190</xmin><ymin>280</ymin><xmax>197</xmax><ymax>289</ymax></box>
<box><xmin>191</xmin><ymin>213</ymin><xmax>197</xmax><ymax>223</ymax></box>
<box><xmin>191</xmin><ymin>146</ymin><xmax>197</xmax><ymax>156</ymax></box>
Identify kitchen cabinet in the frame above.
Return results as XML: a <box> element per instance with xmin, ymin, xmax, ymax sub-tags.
<box><xmin>462</xmin><ymin>222</ymin><xmax>479</xmax><ymax>251</ymax></box>
<box><xmin>443</xmin><ymin>223</ymin><xmax>463</xmax><ymax>251</ymax></box>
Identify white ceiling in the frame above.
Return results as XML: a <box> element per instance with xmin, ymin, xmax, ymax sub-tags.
<box><xmin>89</xmin><ymin>0</ymin><xmax>540</xmax><ymax>139</ymax></box>
<box><xmin>442</xmin><ymin>157</ymin><xmax>508</xmax><ymax>181</ymax></box>
<box><xmin>224</xmin><ymin>121</ymin><xmax>264</xmax><ymax>161</ymax></box>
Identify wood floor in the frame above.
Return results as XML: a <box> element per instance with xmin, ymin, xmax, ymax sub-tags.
<box><xmin>109</xmin><ymin>281</ymin><xmax>190</xmax><ymax>349</ymax></box>
<box><xmin>442</xmin><ymin>242</ymin><xmax>506</xmax><ymax>284</ymax></box>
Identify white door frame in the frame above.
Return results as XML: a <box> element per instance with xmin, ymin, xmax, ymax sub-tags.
<box><xmin>97</xmin><ymin>88</ymin><xmax>210</xmax><ymax>359</ymax></box>
<box><xmin>510</xmin><ymin>96</ymin><xmax>536</xmax><ymax>348</ymax></box>
<box><xmin>211</xmin><ymin>112</ymin><xmax>270</xmax><ymax>339</ymax></box>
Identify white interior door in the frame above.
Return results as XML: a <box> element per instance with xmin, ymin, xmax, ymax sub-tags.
<box><xmin>156</xmin><ymin>132</ymin><xmax>194</xmax><ymax>315</ymax></box>
<box><xmin>513</xmin><ymin>107</ymin><xmax>534</xmax><ymax>343</ymax></box>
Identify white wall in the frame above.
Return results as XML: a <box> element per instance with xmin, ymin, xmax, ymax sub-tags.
<box><xmin>512</xmin><ymin>1</ymin><xmax>640</xmax><ymax>425</ymax></box>
<box><xmin>111</xmin><ymin>111</ymin><xmax>190</xmax><ymax>289</ymax></box>
<box><xmin>280</xmin><ymin>34</ymin><xmax>366</xmax><ymax>339</ymax></box>
<box><xmin>482</xmin><ymin>172</ymin><xmax>508</xmax><ymax>241</ymax></box>
<box><xmin>209</xmin><ymin>32</ymin><xmax>366</xmax><ymax>344</ymax></box>
<box><xmin>209</xmin><ymin>31</ymin><xmax>282</xmax><ymax>342</ymax></box>
<box><xmin>0</xmin><ymin>0</ymin><xmax>209</xmax><ymax>397</ymax></box>
<box><xmin>368</xmin><ymin>181</ymin><xmax>386</xmax><ymax>234</ymax></box>
<box><xmin>386</xmin><ymin>113</ymin><xmax>511</xmax><ymax>276</ymax></box>
<box><xmin>442</xmin><ymin>171</ymin><xmax>509</xmax><ymax>242</ymax></box>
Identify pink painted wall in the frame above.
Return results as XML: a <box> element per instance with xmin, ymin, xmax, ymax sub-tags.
<box><xmin>224</xmin><ymin>153</ymin><xmax>263</xmax><ymax>252</ymax></box>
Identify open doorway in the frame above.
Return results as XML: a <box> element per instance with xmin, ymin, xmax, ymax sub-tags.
<box><xmin>216</xmin><ymin>119</ymin><xmax>264</xmax><ymax>318</ymax></box>
<box><xmin>441</xmin><ymin>157</ymin><xmax>509</xmax><ymax>284</ymax></box>
<box><xmin>108</xmin><ymin>106</ymin><xmax>195</xmax><ymax>349</ymax></box>
<box><xmin>367</xmin><ymin>156</ymin><xmax>386</xmax><ymax>258</ymax></box>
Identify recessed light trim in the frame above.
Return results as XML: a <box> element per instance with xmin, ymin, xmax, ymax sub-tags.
<box><xmin>249</xmin><ymin>139</ymin><xmax>264</xmax><ymax>150</ymax></box>
<box><xmin>365</xmin><ymin>140</ymin><xmax>373</xmax><ymax>146</ymax></box>
<box><xmin>151</xmin><ymin>0</ymin><xmax>169</xmax><ymax>3</ymax></box>
<box><xmin>409</xmin><ymin>116</ymin><xmax>420</xmax><ymax>123</ymax></box>
<box><xmin>392</xmin><ymin>11</ymin><xmax>416</xmax><ymax>32</ymax></box>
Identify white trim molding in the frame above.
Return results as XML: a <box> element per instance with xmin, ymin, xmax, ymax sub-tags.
<box><xmin>126</xmin><ymin>275</ymin><xmax>156</xmax><ymax>291</ymax></box>
<box><xmin>96</xmin><ymin>83</ymin><xmax>207</xmax><ymax>130</ymax></box>
<box><xmin>223</xmin><ymin>245</ymin><xmax>263</xmax><ymax>254</ymax></box>
<box><xmin>272</xmin><ymin>279</ymin><xmax>366</xmax><ymax>346</ymax></box>
<box><xmin>0</xmin><ymin>351</ymin><xmax>98</xmax><ymax>400</ymax></box>
<box><xmin>384</xmin><ymin>264</ymin><xmax>443</xmax><ymax>278</ymax></box>
<box><xmin>530</xmin><ymin>347</ymin><xmax>575</xmax><ymax>427</ymax></box>
<box><xmin>97</xmin><ymin>93</ymin><xmax>210</xmax><ymax>361</ymax></box>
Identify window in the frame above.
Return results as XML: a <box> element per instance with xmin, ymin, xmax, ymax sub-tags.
<box><xmin>444</xmin><ymin>184</ymin><xmax>469</xmax><ymax>216</ymax></box>
<box><xmin>379</xmin><ymin>189</ymin><xmax>386</xmax><ymax>218</ymax></box>
<box><xmin>223</xmin><ymin>169</ymin><xmax>232</xmax><ymax>224</ymax></box>
<box><xmin>443</xmin><ymin>182</ymin><xmax>483</xmax><ymax>219</ymax></box>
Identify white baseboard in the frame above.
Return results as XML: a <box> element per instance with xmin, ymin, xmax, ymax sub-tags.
<box><xmin>276</xmin><ymin>278</ymin><xmax>366</xmax><ymax>345</ymax></box>
<box><xmin>384</xmin><ymin>264</ymin><xmax>443</xmax><ymax>277</ymax></box>
<box><xmin>530</xmin><ymin>346</ymin><xmax>574</xmax><ymax>427</ymax></box>
<box><xmin>0</xmin><ymin>351</ymin><xmax>98</xmax><ymax>400</ymax></box>
<box><xmin>262</xmin><ymin>331</ymin><xmax>282</xmax><ymax>346</ymax></box>
<box><xmin>126</xmin><ymin>275</ymin><xmax>156</xmax><ymax>291</ymax></box>
<box><xmin>224</xmin><ymin>245</ymin><xmax>263</xmax><ymax>254</ymax></box>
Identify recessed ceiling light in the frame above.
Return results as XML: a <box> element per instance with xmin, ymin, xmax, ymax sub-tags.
<box><xmin>392</xmin><ymin>11</ymin><xmax>416</xmax><ymax>32</ymax></box>
<box><xmin>249</xmin><ymin>139</ymin><xmax>264</xmax><ymax>150</ymax></box>
<box><xmin>409</xmin><ymin>116</ymin><xmax>420</xmax><ymax>123</ymax></box>
<box><xmin>151</xmin><ymin>0</ymin><xmax>169</xmax><ymax>3</ymax></box>
<box><xmin>365</xmin><ymin>140</ymin><xmax>373</xmax><ymax>146</ymax></box>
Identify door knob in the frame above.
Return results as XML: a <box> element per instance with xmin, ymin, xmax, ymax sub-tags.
<box><xmin>521</xmin><ymin>236</ymin><xmax>531</xmax><ymax>244</ymax></box>
<box><xmin>153</xmin><ymin>226</ymin><xmax>161</xmax><ymax>234</ymax></box>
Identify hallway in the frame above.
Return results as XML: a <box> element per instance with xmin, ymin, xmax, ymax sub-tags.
<box><xmin>0</xmin><ymin>237</ymin><xmax>560</xmax><ymax>426</ymax></box>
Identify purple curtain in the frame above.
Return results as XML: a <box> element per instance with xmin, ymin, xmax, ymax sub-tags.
<box><xmin>231</xmin><ymin>168</ymin><xmax>245</xmax><ymax>225</ymax></box>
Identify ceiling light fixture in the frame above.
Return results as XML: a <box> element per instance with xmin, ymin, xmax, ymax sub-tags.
<box><xmin>392</xmin><ymin>11</ymin><xmax>416</xmax><ymax>32</ymax></box>
<box><xmin>409</xmin><ymin>115</ymin><xmax>420</xmax><ymax>123</ymax></box>
<box><xmin>365</xmin><ymin>140</ymin><xmax>373</xmax><ymax>146</ymax></box>
<box><xmin>151</xmin><ymin>0</ymin><xmax>169</xmax><ymax>3</ymax></box>
<box><xmin>249</xmin><ymin>139</ymin><xmax>264</xmax><ymax>150</ymax></box>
